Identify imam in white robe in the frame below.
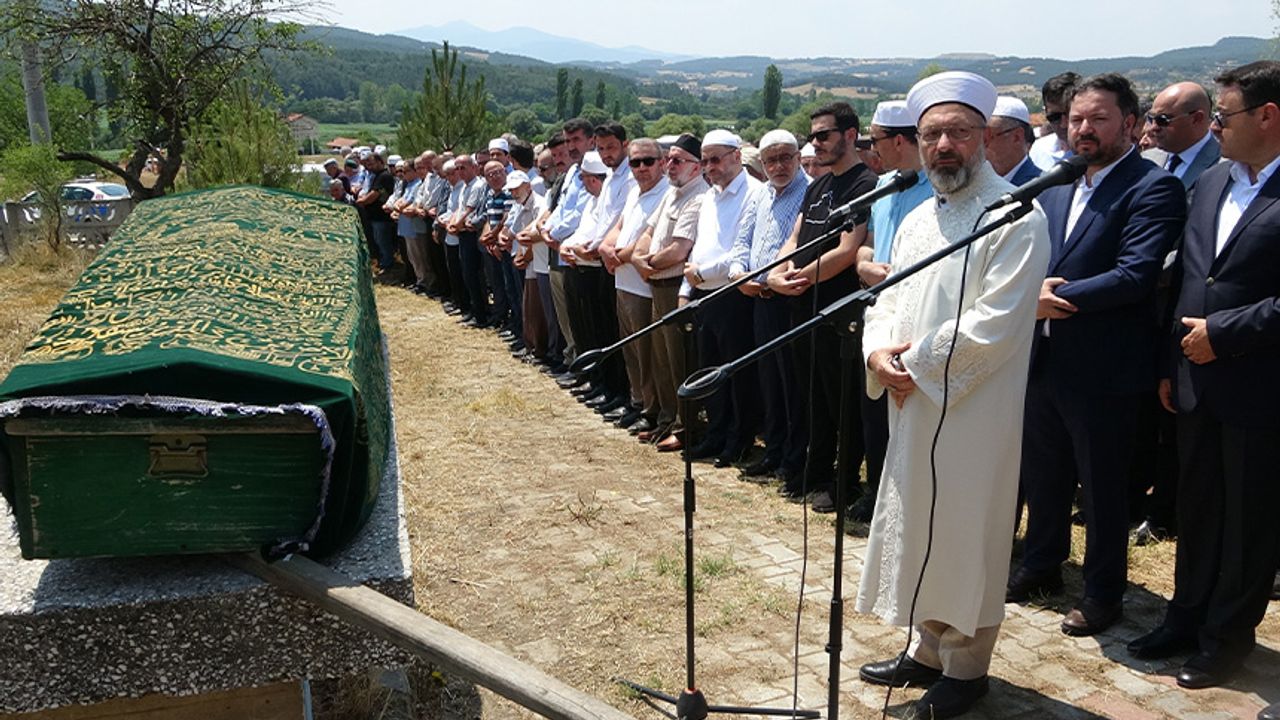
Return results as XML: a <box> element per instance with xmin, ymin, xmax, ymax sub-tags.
<box><xmin>857</xmin><ymin>162</ymin><xmax>1051</xmax><ymax>637</ymax></box>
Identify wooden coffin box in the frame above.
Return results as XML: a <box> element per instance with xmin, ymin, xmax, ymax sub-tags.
<box><xmin>0</xmin><ymin>186</ymin><xmax>389</xmax><ymax>559</ymax></box>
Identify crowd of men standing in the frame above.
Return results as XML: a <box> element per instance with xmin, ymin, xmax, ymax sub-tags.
<box><xmin>324</xmin><ymin>60</ymin><xmax>1280</xmax><ymax>720</ymax></box>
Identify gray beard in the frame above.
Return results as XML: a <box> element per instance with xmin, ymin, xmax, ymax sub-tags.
<box><xmin>923</xmin><ymin>145</ymin><xmax>986</xmax><ymax>195</ymax></box>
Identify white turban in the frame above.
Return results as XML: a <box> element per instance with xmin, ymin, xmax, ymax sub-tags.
<box><xmin>906</xmin><ymin>71</ymin><xmax>999</xmax><ymax>124</ymax></box>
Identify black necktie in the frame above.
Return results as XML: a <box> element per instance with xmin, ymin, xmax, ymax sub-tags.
<box><xmin>1167</xmin><ymin>154</ymin><xmax>1183</xmax><ymax>174</ymax></box>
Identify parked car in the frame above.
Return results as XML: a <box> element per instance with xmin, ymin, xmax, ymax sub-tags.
<box><xmin>19</xmin><ymin>181</ymin><xmax>130</xmax><ymax>222</ymax></box>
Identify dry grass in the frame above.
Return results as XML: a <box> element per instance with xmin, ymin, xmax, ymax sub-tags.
<box><xmin>0</xmin><ymin>243</ymin><xmax>94</xmax><ymax>371</ymax></box>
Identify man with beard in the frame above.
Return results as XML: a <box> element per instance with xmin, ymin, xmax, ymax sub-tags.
<box><xmin>766</xmin><ymin>102</ymin><xmax>878</xmax><ymax>510</ymax></box>
<box><xmin>855</xmin><ymin>71</ymin><xmax>1050</xmax><ymax>720</ymax></box>
<box><xmin>632</xmin><ymin>133</ymin><xmax>709</xmax><ymax>450</ymax></box>
<box><xmin>1009</xmin><ymin>74</ymin><xmax>1186</xmax><ymax>638</ymax></box>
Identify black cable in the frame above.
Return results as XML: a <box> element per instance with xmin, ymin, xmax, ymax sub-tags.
<box><xmin>880</xmin><ymin>208</ymin><xmax>986</xmax><ymax>717</ymax></box>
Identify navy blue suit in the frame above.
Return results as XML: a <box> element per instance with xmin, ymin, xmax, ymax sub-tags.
<box><xmin>1161</xmin><ymin>161</ymin><xmax>1280</xmax><ymax>663</ymax></box>
<box><xmin>1018</xmin><ymin>148</ymin><xmax>1186</xmax><ymax>606</ymax></box>
<box><xmin>1009</xmin><ymin>156</ymin><xmax>1043</xmax><ymax>186</ymax></box>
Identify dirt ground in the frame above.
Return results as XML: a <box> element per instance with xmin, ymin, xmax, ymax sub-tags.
<box><xmin>1</xmin><ymin>247</ymin><xmax>1276</xmax><ymax>719</ymax></box>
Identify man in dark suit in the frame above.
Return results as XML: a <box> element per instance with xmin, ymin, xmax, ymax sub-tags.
<box><xmin>1007</xmin><ymin>74</ymin><xmax>1187</xmax><ymax>637</ymax></box>
<box><xmin>1126</xmin><ymin>64</ymin><xmax>1280</xmax><ymax>716</ymax></box>
<box><xmin>1132</xmin><ymin>81</ymin><xmax>1224</xmax><ymax>546</ymax></box>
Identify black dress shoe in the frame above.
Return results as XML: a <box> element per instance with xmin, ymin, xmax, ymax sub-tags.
<box><xmin>613</xmin><ymin>409</ymin><xmax>642</xmax><ymax>428</ymax></box>
<box><xmin>1258</xmin><ymin>700</ymin><xmax>1280</xmax><ymax>720</ymax></box>
<box><xmin>848</xmin><ymin>493</ymin><xmax>876</xmax><ymax>523</ymax></box>
<box><xmin>714</xmin><ymin>447</ymin><xmax>747</xmax><ymax>468</ymax></box>
<box><xmin>809</xmin><ymin>488</ymin><xmax>837</xmax><ymax>513</ymax></box>
<box><xmin>558</xmin><ymin>375</ymin><xmax>587</xmax><ymax>390</ymax></box>
<box><xmin>593</xmin><ymin>397</ymin><xmax>626</xmax><ymax>415</ymax></box>
<box><xmin>584</xmin><ymin>393</ymin><xmax>612</xmax><ymax>408</ymax></box>
<box><xmin>571</xmin><ymin>383</ymin><xmax>598</xmax><ymax>397</ymax></box>
<box><xmin>1177</xmin><ymin>652</ymin><xmax>1243</xmax><ymax>689</ymax></box>
<box><xmin>913</xmin><ymin>675</ymin><xmax>989</xmax><ymax>719</ymax></box>
<box><xmin>687</xmin><ymin>441</ymin><xmax>723</xmax><ymax>462</ymax></box>
<box><xmin>627</xmin><ymin>417</ymin><xmax>655</xmax><ymax>435</ymax></box>
<box><xmin>602</xmin><ymin>405</ymin><xmax>630</xmax><ymax>421</ymax></box>
<box><xmin>1061</xmin><ymin>597</ymin><xmax>1123</xmax><ymax>636</ymax></box>
<box><xmin>858</xmin><ymin>652</ymin><xmax>942</xmax><ymax>687</ymax></box>
<box><xmin>741</xmin><ymin>459</ymin><xmax>779</xmax><ymax>477</ymax></box>
<box><xmin>1006</xmin><ymin>564</ymin><xmax>1064</xmax><ymax>603</ymax></box>
<box><xmin>1127</xmin><ymin>626</ymin><xmax>1198</xmax><ymax>659</ymax></box>
<box><xmin>1272</xmin><ymin>571</ymin><xmax>1280</xmax><ymax>601</ymax></box>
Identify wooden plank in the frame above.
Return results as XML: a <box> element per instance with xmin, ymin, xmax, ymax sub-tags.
<box><xmin>227</xmin><ymin>553</ymin><xmax>638</xmax><ymax>720</ymax></box>
<box><xmin>0</xmin><ymin>680</ymin><xmax>304</xmax><ymax>720</ymax></box>
<box><xmin>6</xmin><ymin>416</ymin><xmax>317</xmax><ymax>437</ymax></box>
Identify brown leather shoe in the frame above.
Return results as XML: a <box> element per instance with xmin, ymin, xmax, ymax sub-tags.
<box><xmin>1062</xmin><ymin>597</ymin><xmax>1123</xmax><ymax>636</ymax></box>
<box><xmin>656</xmin><ymin>434</ymin><xmax>684</xmax><ymax>453</ymax></box>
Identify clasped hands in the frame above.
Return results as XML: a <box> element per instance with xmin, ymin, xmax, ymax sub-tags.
<box><xmin>868</xmin><ymin>341</ymin><xmax>916</xmax><ymax>409</ymax></box>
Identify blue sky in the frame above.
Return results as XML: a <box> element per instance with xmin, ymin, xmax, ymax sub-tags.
<box><xmin>321</xmin><ymin>0</ymin><xmax>1272</xmax><ymax>60</ymax></box>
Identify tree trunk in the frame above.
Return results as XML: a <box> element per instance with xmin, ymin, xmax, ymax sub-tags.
<box><xmin>20</xmin><ymin>39</ymin><xmax>52</xmax><ymax>144</ymax></box>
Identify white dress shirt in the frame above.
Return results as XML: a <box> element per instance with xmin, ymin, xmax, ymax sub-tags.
<box><xmin>681</xmin><ymin>170</ymin><xmax>761</xmax><ymax>297</ymax></box>
<box><xmin>1165</xmin><ymin>131</ymin><xmax>1212</xmax><ymax>180</ymax></box>
<box><xmin>1216</xmin><ymin>153</ymin><xmax>1280</xmax><ymax>257</ymax></box>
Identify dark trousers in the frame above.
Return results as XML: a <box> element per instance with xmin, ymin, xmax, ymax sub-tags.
<box><xmin>695</xmin><ymin>287</ymin><xmax>759</xmax><ymax>457</ymax></box>
<box><xmin>368</xmin><ymin>220</ymin><xmax>396</xmax><ymax>270</ymax></box>
<box><xmin>428</xmin><ymin>224</ymin><xmax>451</xmax><ymax>297</ymax></box>
<box><xmin>1164</xmin><ymin>407</ymin><xmax>1280</xmax><ymax>660</ymax></box>
<box><xmin>1019</xmin><ymin>345</ymin><xmax>1141</xmax><ymax>604</ymax></box>
<box><xmin>481</xmin><ymin>248</ymin><xmax>511</xmax><ymax>329</ymax></box>
<box><xmin>791</xmin><ymin>313</ymin><xmax>865</xmax><ymax>492</ymax></box>
<box><xmin>1128</xmin><ymin>391</ymin><xmax>1179</xmax><ymax>529</ymax></box>
<box><xmin>444</xmin><ymin>242</ymin><xmax>469</xmax><ymax>313</ymax></box>
<box><xmin>861</xmin><ymin>390</ymin><xmax>889</xmax><ymax>495</ymax></box>
<box><xmin>501</xmin><ymin>251</ymin><xmax>524</xmax><ymax>336</ymax></box>
<box><xmin>457</xmin><ymin>232</ymin><xmax>490</xmax><ymax>324</ymax></box>
<box><xmin>566</xmin><ymin>265</ymin><xmax>626</xmax><ymax>398</ymax></box>
<box><xmin>754</xmin><ymin>295</ymin><xmax>806</xmax><ymax>472</ymax></box>
<box><xmin>535</xmin><ymin>272</ymin><xmax>564</xmax><ymax>365</ymax></box>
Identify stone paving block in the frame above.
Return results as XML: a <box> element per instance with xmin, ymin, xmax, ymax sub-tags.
<box><xmin>1103</xmin><ymin>666</ymin><xmax>1163</xmax><ymax>698</ymax></box>
<box><xmin>1078</xmin><ymin>692</ymin><xmax>1161</xmax><ymax>720</ymax></box>
<box><xmin>758</xmin><ymin>543</ymin><xmax>803</xmax><ymax>563</ymax></box>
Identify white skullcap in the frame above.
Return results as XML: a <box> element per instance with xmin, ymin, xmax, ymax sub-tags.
<box><xmin>504</xmin><ymin>170</ymin><xmax>530</xmax><ymax>190</ymax></box>
<box><xmin>489</xmin><ymin>138</ymin><xmax>510</xmax><ymax>152</ymax></box>
<box><xmin>323</xmin><ymin>158</ymin><xmax>338</xmax><ymax>167</ymax></box>
<box><xmin>740</xmin><ymin>146</ymin><xmax>763</xmax><ymax>174</ymax></box>
<box><xmin>702</xmin><ymin>128</ymin><xmax>742</xmax><ymax>149</ymax></box>
<box><xmin>442</xmin><ymin>159</ymin><xmax>456</xmax><ymax>172</ymax></box>
<box><xmin>759</xmin><ymin>129</ymin><xmax>799</xmax><ymax>151</ymax></box>
<box><xmin>800</xmin><ymin>143</ymin><xmax>816</xmax><ymax>158</ymax></box>
<box><xmin>374</xmin><ymin>144</ymin><xmax>387</xmax><ymax>155</ymax></box>
<box><xmin>906</xmin><ymin>71</ymin><xmax>999</xmax><ymax>124</ymax></box>
<box><xmin>872</xmin><ymin>100</ymin><xmax>914</xmax><ymax>129</ymax></box>
<box><xmin>387</xmin><ymin>154</ymin><xmax>403</xmax><ymax>166</ymax></box>
<box><xmin>992</xmin><ymin>96</ymin><xmax>1032</xmax><ymax>125</ymax></box>
<box><xmin>580</xmin><ymin>151</ymin><xmax>609</xmax><ymax>175</ymax></box>
<box><xmin>358</xmin><ymin>149</ymin><xmax>372</xmax><ymax>160</ymax></box>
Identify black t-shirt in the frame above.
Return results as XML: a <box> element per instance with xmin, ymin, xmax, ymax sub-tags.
<box><xmin>791</xmin><ymin>163</ymin><xmax>879</xmax><ymax>306</ymax></box>
<box><xmin>364</xmin><ymin>169</ymin><xmax>396</xmax><ymax>223</ymax></box>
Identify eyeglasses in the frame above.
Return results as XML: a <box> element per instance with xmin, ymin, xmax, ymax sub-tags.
<box><xmin>1212</xmin><ymin>104</ymin><xmax>1265</xmax><ymax>127</ymax></box>
<box><xmin>990</xmin><ymin>126</ymin><xmax>1021</xmax><ymax>139</ymax></box>
<box><xmin>761</xmin><ymin>151</ymin><xmax>798</xmax><ymax>167</ymax></box>
<box><xmin>1045</xmin><ymin>111</ymin><xmax>1066</xmax><ymax>124</ymax></box>
<box><xmin>918</xmin><ymin>125</ymin><xmax>984</xmax><ymax>145</ymax></box>
<box><xmin>807</xmin><ymin>127</ymin><xmax>845</xmax><ymax>144</ymax></box>
<box><xmin>667</xmin><ymin>156</ymin><xmax>698</xmax><ymax>166</ymax></box>
<box><xmin>1145</xmin><ymin>112</ymin><xmax>1187</xmax><ymax>127</ymax></box>
<box><xmin>700</xmin><ymin>150</ymin><xmax>736</xmax><ymax>166</ymax></box>
<box><xmin>628</xmin><ymin>156</ymin><xmax>661</xmax><ymax>168</ymax></box>
<box><xmin>867</xmin><ymin>134</ymin><xmax>892</xmax><ymax>146</ymax></box>
<box><xmin>538</xmin><ymin>165</ymin><xmax>554</xmax><ymax>172</ymax></box>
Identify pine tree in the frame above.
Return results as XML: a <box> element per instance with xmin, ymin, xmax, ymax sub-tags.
<box><xmin>594</xmin><ymin>80</ymin><xmax>606</xmax><ymax>109</ymax></box>
<box><xmin>570</xmin><ymin>78</ymin><xmax>585</xmax><ymax>117</ymax></box>
<box><xmin>762</xmin><ymin>64</ymin><xmax>782</xmax><ymax>120</ymax></box>
<box><xmin>399</xmin><ymin>41</ymin><xmax>492</xmax><ymax>152</ymax></box>
<box><xmin>555</xmin><ymin>68</ymin><xmax>569</xmax><ymax>120</ymax></box>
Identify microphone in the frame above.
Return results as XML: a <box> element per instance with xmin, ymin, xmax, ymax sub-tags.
<box><xmin>828</xmin><ymin>169</ymin><xmax>920</xmax><ymax>223</ymax></box>
<box><xmin>985</xmin><ymin>155</ymin><xmax>1088</xmax><ymax>211</ymax></box>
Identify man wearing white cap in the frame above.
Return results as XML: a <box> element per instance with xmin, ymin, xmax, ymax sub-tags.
<box><xmin>856</xmin><ymin>71</ymin><xmax>1051</xmax><ymax>718</ymax></box>
<box><xmin>502</xmin><ymin>170</ymin><xmax>551</xmax><ymax>361</ymax></box>
<box><xmin>849</xmin><ymin>99</ymin><xmax>934</xmax><ymax>523</ymax></box>
<box><xmin>727</xmin><ymin>129</ymin><xmax>809</xmax><ymax>481</ymax></box>
<box><xmin>765</xmin><ymin>102</ymin><xmax>879</xmax><ymax>509</ymax></box>
<box><xmin>682</xmin><ymin>128</ymin><xmax>763</xmax><ymax>467</ymax></box>
<box><xmin>799</xmin><ymin>142</ymin><xmax>826</xmax><ymax>180</ymax></box>
<box><xmin>987</xmin><ymin>96</ymin><xmax>1041</xmax><ymax>185</ymax></box>
<box><xmin>488</xmin><ymin>138</ymin><xmax>512</xmax><ymax>171</ymax></box>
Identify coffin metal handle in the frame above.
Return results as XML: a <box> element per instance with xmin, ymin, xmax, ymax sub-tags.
<box><xmin>148</xmin><ymin>434</ymin><xmax>208</xmax><ymax>478</ymax></box>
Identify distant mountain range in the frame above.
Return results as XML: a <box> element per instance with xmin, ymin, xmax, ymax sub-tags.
<box><xmin>392</xmin><ymin>21</ymin><xmax>693</xmax><ymax>65</ymax></box>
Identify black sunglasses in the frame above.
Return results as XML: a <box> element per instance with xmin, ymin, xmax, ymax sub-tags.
<box><xmin>1046</xmin><ymin>111</ymin><xmax>1066</xmax><ymax>124</ymax></box>
<box><xmin>629</xmin><ymin>156</ymin><xmax>661</xmax><ymax>168</ymax></box>
<box><xmin>1145</xmin><ymin>112</ymin><xmax>1186</xmax><ymax>127</ymax></box>
<box><xmin>807</xmin><ymin>127</ymin><xmax>847</xmax><ymax>144</ymax></box>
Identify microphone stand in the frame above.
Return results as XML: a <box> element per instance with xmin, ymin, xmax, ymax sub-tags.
<box><xmin>571</xmin><ymin>177</ymin><xmax>913</xmax><ymax>720</ymax></box>
<box><xmin>678</xmin><ymin>200</ymin><xmax>1037</xmax><ymax>720</ymax></box>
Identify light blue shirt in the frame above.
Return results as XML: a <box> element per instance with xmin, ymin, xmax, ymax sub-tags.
<box><xmin>728</xmin><ymin>171</ymin><xmax>810</xmax><ymax>283</ymax></box>
<box><xmin>870</xmin><ymin>171</ymin><xmax>934</xmax><ymax>264</ymax></box>
<box><xmin>546</xmin><ymin>164</ymin><xmax>588</xmax><ymax>242</ymax></box>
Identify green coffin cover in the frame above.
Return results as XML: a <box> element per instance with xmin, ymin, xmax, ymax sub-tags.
<box><xmin>0</xmin><ymin>185</ymin><xmax>389</xmax><ymax>556</ymax></box>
